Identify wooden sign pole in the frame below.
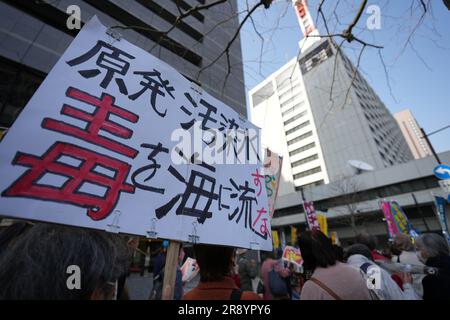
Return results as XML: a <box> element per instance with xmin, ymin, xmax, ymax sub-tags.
<box><xmin>162</xmin><ymin>240</ymin><xmax>181</xmax><ymax>300</ymax></box>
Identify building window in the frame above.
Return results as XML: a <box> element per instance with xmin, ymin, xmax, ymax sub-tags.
<box><xmin>280</xmin><ymin>95</ymin><xmax>300</xmax><ymax>108</ymax></box>
<box><xmin>284</xmin><ymin>110</ymin><xmax>307</xmax><ymax>126</ymax></box>
<box><xmin>0</xmin><ymin>57</ymin><xmax>44</xmax><ymax>127</ymax></box>
<box><xmin>282</xmin><ymin>101</ymin><xmax>305</xmax><ymax>117</ymax></box>
<box><xmin>291</xmin><ymin>154</ymin><xmax>319</xmax><ymax>168</ymax></box>
<box><xmin>285</xmin><ymin>120</ymin><xmax>310</xmax><ymax>136</ymax></box>
<box><xmin>289</xmin><ymin>142</ymin><xmax>316</xmax><ymax>157</ymax></box>
<box><xmin>293</xmin><ymin>166</ymin><xmax>322</xmax><ymax>180</ymax></box>
<box><xmin>295</xmin><ymin>180</ymin><xmax>324</xmax><ymax>190</ymax></box>
<box><xmin>279</xmin><ymin>88</ymin><xmax>301</xmax><ymax>101</ymax></box>
<box><xmin>287</xmin><ymin>131</ymin><xmax>313</xmax><ymax>146</ymax></box>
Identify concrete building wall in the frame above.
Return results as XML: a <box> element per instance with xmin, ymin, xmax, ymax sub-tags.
<box><xmin>394</xmin><ymin>109</ymin><xmax>433</xmax><ymax>159</ymax></box>
<box><xmin>249</xmin><ymin>57</ymin><xmax>329</xmax><ymax>195</ymax></box>
<box><xmin>300</xmin><ymin>39</ymin><xmax>413</xmax><ymax>182</ymax></box>
<box><xmin>249</xmin><ymin>38</ymin><xmax>414</xmax><ymax>196</ymax></box>
<box><xmin>0</xmin><ymin>0</ymin><xmax>247</xmax><ymax>127</ymax></box>
<box><xmin>271</xmin><ymin>151</ymin><xmax>450</xmax><ymax>242</ymax></box>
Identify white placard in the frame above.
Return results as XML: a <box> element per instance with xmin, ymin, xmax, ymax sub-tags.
<box><xmin>0</xmin><ymin>16</ymin><xmax>272</xmax><ymax>251</ymax></box>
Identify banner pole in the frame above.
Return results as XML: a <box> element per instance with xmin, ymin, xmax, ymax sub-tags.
<box><xmin>161</xmin><ymin>240</ymin><xmax>181</xmax><ymax>300</ymax></box>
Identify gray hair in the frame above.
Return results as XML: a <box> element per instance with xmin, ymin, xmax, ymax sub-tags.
<box><xmin>415</xmin><ymin>233</ymin><xmax>450</xmax><ymax>259</ymax></box>
<box><xmin>0</xmin><ymin>223</ymin><xmax>129</xmax><ymax>299</ymax></box>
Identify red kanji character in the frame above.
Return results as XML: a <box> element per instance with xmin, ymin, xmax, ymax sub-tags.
<box><xmin>253</xmin><ymin>207</ymin><xmax>267</xmax><ymax>228</ymax></box>
<box><xmin>260</xmin><ymin>218</ymin><xmax>271</xmax><ymax>239</ymax></box>
<box><xmin>42</xmin><ymin>87</ymin><xmax>139</xmax><ymax>158</ymax></box>
<box><xmin>251</xmin><ymin>168</ymin><xmax>264</xmax><ymax>196</ymax></box>
<box><xmin>2</xmin><ymin>142</ymin><xmax>135</xmax><ymax>220</ymax></box>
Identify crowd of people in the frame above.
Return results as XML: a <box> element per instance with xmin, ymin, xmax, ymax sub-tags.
<box><xmin>0</xmin><ymin>221</ymin><xmax>449</xmax><ymax>300</ymax></box>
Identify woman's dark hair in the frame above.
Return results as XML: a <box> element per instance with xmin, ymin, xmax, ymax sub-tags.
<box><xmin>333</xmin><ymin>245</ymin><xmax>344</xmax><ymax>262</ymax></box>
<box><xmin>0</xmin><ymin>223</ymin><xmax>126</xmax><ymax>299</ymax></box>
<box><xmin>194</xmin><ymin>244</ymin><xmax>234</xmax><ymax>282</ymax></box>
<box><xmin>297</xmin><ymin>230</ymin><xmax>336</xmax><ymax>270</ymax></box>
<box><xmin>0</xmin><ymin>221</ymin><xmax>33</xmax><ymax>257</ymax></box>
<box><xmin>261</xmin><ymin>250</ymin><xmax>275</xmax><ymax>261</ymax></box>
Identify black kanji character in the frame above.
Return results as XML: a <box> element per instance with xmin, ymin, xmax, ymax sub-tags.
<box><xmin>155</xmin><ymin>155</ymin><xmax>218</xmax><ymax>224</ymax></box>
<box><xmin>217</xmin><ymin>114</ymin><xmax>240</xmax><ymax>157</ymax></box>
<box><xmin>227</xmin><ymin>178</ymin><xmax>258</xmax><ymax>230</ymax></box>
<box><xmin>131</xmin><ymin>143</ymin><xmax>169</xmax><ymax>194</ymax></box>
<box><xmin>236</xmin><ymin>127</ymin><xmax>261</xmax><ymax>163</ymax></box>
<box><xmin>66</xmin><ymin>40</ymin><xmax>135</xmax><ymax>95</ymax></box>
<box><xmin>129</xmin><ymin>69</ymin><xmax>175</xmax><ymax>117</ymax></box>
<box><xmin>179</xmin><ymin>93</ymin><xmax>218</xmax><ymax>145</ymax></box>
<box><xmin>218</xmin><ymin>184</ymin><xmax>232</xmax><ymax>210</ymax></box>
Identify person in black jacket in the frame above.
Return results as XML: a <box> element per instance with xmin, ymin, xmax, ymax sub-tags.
<box><xmin>415</xmin><ymin>233</ymin><xmax>450</xmax><ymax>300</ymax></box>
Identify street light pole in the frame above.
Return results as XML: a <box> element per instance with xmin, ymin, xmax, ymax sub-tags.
<box><xmin>420</xmin><ymin>127</ymin><xmax>443</xmax><ymax>165</ymax></box>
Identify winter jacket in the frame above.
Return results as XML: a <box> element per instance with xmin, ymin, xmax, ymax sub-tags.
<box><xmin>183</xmin><ymin>276</ymin><xmax>261</xmax><ymax>300</ymax></box>
<box><xmin>237</xmin><ymin>256</ymin><xmax>257</xmax><ymax>291</ymax></box>
<box><xmin>260</xmin><ymin>258</ymin><xmax>290</xmax><ymax>300</ymax></box>
<box><xmin>347</xmin><ymin>254</ymin><xmax>419</xmax><ymax>300</ymax></box>
<box><xmin>391</xmin><ymin>250</ymin><xmax>425</xmax><ymax>298</ymax></box>
<box><xmin>422</xmin><ymin>255</ymin><xmax>450</xmax><ymax>300</ymax></box>
<box><xmin>300</xmin><ymin>262</ymin><xmax>372</xmax><ymax>300</ymax></box>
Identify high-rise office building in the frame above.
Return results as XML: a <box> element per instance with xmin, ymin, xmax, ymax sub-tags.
<box><xmin>249</xmin><ymin>1</ymin><xmax>413</xmax><ymax>196</ymax></box>
<box><xmin>394</xmin><ymin>109</ymin><xmax>433</xmax><ymax>159</ymax></box>
<box><xmin>0</xmin><ymin>0</ymin><xmax>246</xmax><ymax>131</ymax></box>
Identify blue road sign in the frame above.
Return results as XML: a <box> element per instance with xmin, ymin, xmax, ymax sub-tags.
<box><xmin>433</xmin><ymin>164</ymin><xmax>450</xmax><ymax>180</ymax></box>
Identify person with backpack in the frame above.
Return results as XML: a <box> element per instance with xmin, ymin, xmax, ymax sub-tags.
<box><xmin>298</xmin><ymin>230</ymin><xmax>372</xmax><ymax>300</ymax></box>
<box><xmin>183</xmin><ymin>245</ymin><xmax>261</xmax><ymax>300</ymax></box>
<box><xmin>345</xmin><ymin>244</ymin><xmax>419</xmax><ymax>300</ymax></box>
<box><xmin>259</xmin><ymin>250</ymin><xmax>291</xmax><ymax>300</ymax></box>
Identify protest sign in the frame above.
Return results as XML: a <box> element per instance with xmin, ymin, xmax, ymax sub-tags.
<box><xmin>434</xmin><ymin>196</ymin><xmax>450</xmax><ymax>246</ymax></box>
<box><xmin>263</xmin><ymin>149</ymin><xmax>283</xmax><ymax>219</ymax></box>
<box><xmin>0</xmin><ymin>16</ymin><xmax>271</xmax><ymax>251</ymax></box>
<box><xmin>381</xmin><ymin>201</ymin><xmax>399</xmax><ymax>239</ymax></box>
<box><xmin>282</xmin><ymin>246</ymin><xmax>303</xmax><ymax>267</ymax></box>
<box><xmin>303</xmin><ymin>201</ymin><xmax>320</xmax><ymax>231</ymax></box>
<box><xmin>390</xmin><ymin>201</ymin><xmax>419</xmax><ymax>238</ymax></box>
<box><xmin>381</xmin><ymin>201</ymin><xmax>418</xmax><ymax>239</ymax></box>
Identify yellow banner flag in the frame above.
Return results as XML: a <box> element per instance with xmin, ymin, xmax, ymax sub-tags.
<box><xmin>330</xmin><ymin>231</ymin><xmax>339</xmax><ymax>245</ymax></box>
<box><xmin>291</xmin><ymin>226</ymin><xmax>297</xmax><ymax>245</ymax></box>
<box><xmin>272</xmin><ymin>230</ymin><xmax>280</xmax><ymax>248</ymax></box>
<box><xmin>317</xmin><ymin>213</ymin><xmax>328</xmax><ymax>236</ymax></box>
